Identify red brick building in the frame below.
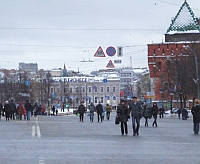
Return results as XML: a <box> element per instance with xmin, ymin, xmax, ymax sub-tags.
<box><xmin>148</xmin><ymin>1</ymin><xmax>200</xmax><ymax>106</ymax></box>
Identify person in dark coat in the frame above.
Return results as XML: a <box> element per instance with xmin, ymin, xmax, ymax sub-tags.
<box><xmin>52</xmin><ymin>105</ymin><xmax>56</xmax><ymax>116</ymax></box>
<box><xmin>9</xmin><ymin>100</ymin><xmax>16</xmax><ymax>120</ymax></box>
<box><xmin>77</xmin><ymin>101</ymin><xmax>86</xmax><ymax>122</ymax></box>
<box><xmin>177</xmin><ymin>108</ymin><xmax>182</xmax><ymax>119</ymax></box>
<box><xmin>151</xmin><ymin>102</ymin><xmax>158</xmax><ymax>127</ymax></box>
<box><xmin>117</xmin><ymin>100</ymin><xmax>129</xmax><ymax>135</ymax></box>
<box><xmin>182</xmin><ymin>108</ymin><xmax>188</xmax><ymax>120</ymax></box>
<box><xmin>143</xmin><ymin>104</ymin><xmax>151</xmax><ymax>127</ymax></box>
<box><xmin>96</xmin><ymin>101</ymin><xmax>103</xmax><ymax>122</ymax></box>
<box><xmin>25</xmin><ymin>100</ymin><xmax>32</xmax><ymax>120</ymax></box>
<box><xmin>159</xmin><ymin>106</ymin><xmax>165</xmax><ymax>118</ymax></box>
<box><xmin>105</xmin><ymin>104</ymin><xmax>112</xmax><ymax>120</ymax></box>
<box><xmin>191</xmin><ymin>99</ymin><xmax>200</xmax><ymax>134</ymax></box>
<box><xmin>0</xmin><ymin>102</ymin><xmax>2</xmax><ymax>120</ymax></box>
<box><xmin>129</xmin><ymin>96</ymin><xmax>143</xmax><ymax>136</ymax></box>
<box><xmin>4</xmin><ymin>101</ymin><xmax>11</xmax><ymax>121</ymax></box>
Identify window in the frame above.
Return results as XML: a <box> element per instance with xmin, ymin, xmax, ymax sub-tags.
<box><xmin>95</xmin><ymin>97</ymin><xmax>98</xmax><ymax>103</ymax></box>
<box><xmin>70</xmin><ymin>88</ymin><xmax>72</xmax><ymax>93</ymax></box>
<box><xmin>107</xmin><ymin>87</ymin><xmax>110</xmax><ymax>92</ymax></box>
<box><xmin>101</xmin><ymin>86</ymin><xmax>103</xmax><ymax>92</ymax></box>
<box><xmin>76</xmin><ymin>87</ymin><xmax>79</xmax><ymax>92</ymax></box>
<box><xmin>113</xmin><ymin>86</ymin><xmax>116</xmax><ymax>92</ymax></box>
<box><xmin>82</xmin><ymin>86</ymin><xmax>85</xmax><ymax>93</ymax></box>
<box><xmin>88</xmin><ymin>87</ymin><xmax>92</xmax><ymax>92</ymax></box>
<box><xmin>50</xmin><ymin>88</ymin><xmax>54</xmax><ymax>94</ymax></box>
<box><xmin>100</xmin><ymin>97</ymin><xmax>103</xmax><ymax>103</ymax></box>
<box><xmin>57</xmin><ymin>88</ymin><xmax>59</xmax><ymax>94</ymax></box>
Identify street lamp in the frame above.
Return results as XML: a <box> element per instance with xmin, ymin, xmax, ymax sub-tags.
<box><xmin>183</xmin><ymin>45</ymin><xmax>200</xmax><ymax>99</ymax></box>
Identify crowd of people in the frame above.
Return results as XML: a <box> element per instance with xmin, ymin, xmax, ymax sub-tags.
<box><xmin>0</xmin><ymin>100</ymin><xmax>46</xmax><ymax>121</ymax></box>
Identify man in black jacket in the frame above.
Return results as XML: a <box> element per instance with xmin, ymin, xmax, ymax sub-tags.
<box><xmin>78</xmin><ymin>101</ymin><xmax>86</xmax><ymax>122</ymax></box>
<box><xmin>9</xmin><ymin>100</ymin><xmax>16</xmax><ymax>120</ymax></box>
<box><xmin>129</xmin><ymin>96</ymin><xmax>143</xmax><ymax>136</ymax></box>
<box><xmin>96</xmin><ymin>101</ymin><xmax>103</xmax><ymax>122</ymax></box>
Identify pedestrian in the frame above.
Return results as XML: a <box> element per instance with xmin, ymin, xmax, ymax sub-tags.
<box><xmin>102</xmin><ymin>108</ymin><xmax>106</xmax><ymax>120</ymax></box>
<box><xmin>159</xmin><ymin>106</ymin><xmax>165</xmax><ymax>118</ymax></box>
<box><xmin>96</xmin><ymin>101</ymin><xmax>103</xmax><ymax>122</ymax></box>
<box><xmin>129</xmin><ymin>96</ymin><xmax>143</xmax><ymax>136</ymax></box>
<box><xmin>55</xmin><ymin>108</ymin><xmax>58</xmax><ymax>116</ymax></box>
<box><xmin>151</xmin><ymin>102</ymin><xmax>158</xmax><ymax>127</ymax></box>
<box><xmin>191</xmin><ymin>99</ymin><xmax>200</xmax><ymax>134</ymax></box>
<box><xmin>4</xmin><ymin>101</ymin><xmax>11</xmax><ymax>121</ymax></box>
<box><xmin>182</xmin><ymin>108</ymin><xmax>188</xmax><ymax>120</ymax></box>
<box><xmin>41</xmin><ymin>105</ymin><xmax>45</xmax><ymax>115</ymax></box>
<box><xmin>105</xmin><ymin>104</ymin><xmax>112</xmax><ymax>120</ymax></box>
<box><xmin>117</xmin><ymin>99</ymin><xmax>129</xmax><ymax>135</ymax></box>
<box><xmin>9</xmin><ymin>99</ymin><xmax>16</xmax><ymax>120</ymax></box>
<box><xmin>88</xmin><ymin>102</ymin><xmax>95</xmax><ymax>122</ymax></box>
<box><xmin>23</xmin><ymin>107</ymin><xmax>27</xmax><ymax>120</ymax></box>
<box><xmin>143</xmin><ymin>104</ymin><xmax>151</xmax><ymax>127</ymax></box>
<box><xmin>77</xmin><ymin>101</ymin><xmax>86</xmax><ymax>122</ymax></box>
<box><xmin>0</xmin><ymin>102</ymin><xmax>2</xmax><ymax>120</ymax></box>
<box><xmin>25</xmin><ymin>100</ymin><xmax>32</xmax><ymax>121</ymax></box>
<box><xmin>52</xmin><ymin>105</ymin><xmax>56</xmax><ymax>116</ymax></box>
<box><xmin>17</xmin><ymin>102</ymin><xmax>24</xmax><ymax>120</ymax></box>
<box><xmin>177</xmin><ymin>108</ymin><xmax>182</xmax><ymax>119</ymax></box>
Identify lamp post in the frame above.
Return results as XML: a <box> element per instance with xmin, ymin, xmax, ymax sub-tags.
<box><xmin>183</xmin><ymin>45</ymin><xmax>200</xmax><ymax>99</ymax></box>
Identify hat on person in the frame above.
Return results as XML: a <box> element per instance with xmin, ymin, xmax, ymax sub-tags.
<box><xmin>132</xmin><ymin>96</ymin><xmax>137</xmax><ymax>99</ymax></box>
<box><xmin>121</xmin><ymin>99</ymin><xmax>125</xmax><ymax>102</ymax></box>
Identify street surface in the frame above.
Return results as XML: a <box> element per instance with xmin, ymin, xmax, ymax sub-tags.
<box><xmin>0</xmin><ymin>113</ymin><xmax>200</xmax><ymax>164</ymax></box>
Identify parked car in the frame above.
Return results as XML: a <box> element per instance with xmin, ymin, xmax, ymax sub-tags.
<box><xmin>171</xmin><ymin>108</ymin><xmax>179</xmax><ymax>114</ymax></box>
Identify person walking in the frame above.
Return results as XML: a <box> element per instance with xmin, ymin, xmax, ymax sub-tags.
<box><xmin>129</xmin><ymin>96</ymin><xmax>143</xmax><ymax>136</ymax></box>
<box><xmin>4</xmin><ymin>101</ymin><xmax>11</xmax><ymax>121</ymax></box>
<box><xmin>151</xmin><ymin>102</ymin><xmax>158</xmax><ymax>127</ymax></box>
<box><xmin>96</xmin><ymin>101</ymin><xmax>103</xmax><ymax>122</ymax></box>
<box><xmin>0</xmin><ymin>102</ymin><xmax>2</xmax><ymax>120</ymax></box>
<box><xmin>159</xmin><ymin>106</ymin><xmax>165</xmax><ymax>118</ymax></box>
<box><xmin>177</xmin><ymin>108</ymin><xmax>182</xmax><ymax>119</ymax></box>
<box><xmin>89</xmin><ymin>102</ymin><xmax>95</xmax><ymax>122</ymax></box>
<box><xmin>17</xmin><ymin>102</ymin><xmax>24</xmax><ymax>120</ymax></box>
<box><xmin>117</xmin><ymin>99</ymin><xmax>129</xmax><ymax>135</ymax></box>
<box><xmin>143</xmin><ymin>104</ymin><xmax>151</xmax><ymax>127</ymax></box>
<box><xmin>77</xmin><ymin>101</ymin><xmax>86</xmax><ymax>122</ymax></box>
<box><xmin>9</xmin><ymin>100</ymin><xmax>16</xmax><ymax>120</ymax></box>
<box><xmin>105</xmin><ymin>104</ymin><xmax>112</xmax><ymax>120</ymax></box>
<box><xmin>52</xmin><ymin>105</ymin><xmax>56</xmax><ymax>116</ymax></box>
<box><xmin>25</xmin><ymin>100</ymin><xmax>32</xmax><ymax>121</ymax></box>
<box><xmin>191</xmin><ymin>99</ymin><xmax>200</xmax><ymax>134</ymax></box>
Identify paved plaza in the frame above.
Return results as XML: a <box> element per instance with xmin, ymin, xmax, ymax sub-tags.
<box><xmin>0</xmin><ymin>113</ymin><xmax>200</xmax><ymax>164</ymax></box>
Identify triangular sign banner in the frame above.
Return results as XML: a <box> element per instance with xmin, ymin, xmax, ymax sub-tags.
<box><xmin>94</xmin><ymin>46</ymin><xmax>106</xmax><ymax>57</ymax></box>
<box><xmin>106</xmin><ymin>60</ymin><xmax>115</xmax><ymax>68</ymax></box>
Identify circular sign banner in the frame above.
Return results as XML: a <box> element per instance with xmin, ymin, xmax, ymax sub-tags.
<box><xmin>106</xmin><ymin>46</ymin><xmax>116</xmax><ymax>57</ymax></box>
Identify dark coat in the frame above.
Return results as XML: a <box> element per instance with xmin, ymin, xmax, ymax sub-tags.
<box><xmin>191</xmin><ymin>105</ymin><xmax>200</xmax><ymax>124</ymax></box>
<box><xmin>25</xmin><ymin>101</ymin><xmax>32</xmax><ymax>111</ymax></box>
<box><xmin>9</xmin><ymin>102</ymin><xmax>16</xmax><ymax>112</ymax></box>
<box><xmin>96</xmin><ymin>104</ymin><xmax>103</xmax><ymax>114</ymax></box>
<box><xmin>117</xmin><ymin>104</ymin><xmax>129</xmax><ymax>122</ymax></box>
<box><xmin>143</xmin><ymin>106</ymin><xmax>150</xmax><ymax>117</ymax></box>
<box><xmin>4</xmin><ymin>104</ymin><xmax>11</xmax><ymax>113</ymax></box>
<box><xmin>129</xmin><ymin>101</ymin><xmax>143</xmax><ymax>118</ymax></box>
<box><xmin>78</xmin><ymin>104</ymin><xmax>86</xmax><ymax>114</ymax></box>
<box><xmin>105</xmin><ymin>105</ymin><xmax>111</xmax><ymax>112</ymax></box>
<box><xmin>151</xmin><ymin>106</ymin><xmax>158</xmax><ymax>116</ymax></box>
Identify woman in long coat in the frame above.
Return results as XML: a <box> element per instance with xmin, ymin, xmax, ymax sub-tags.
<box><xmin>191</xmin><ymin>99</ymin><xmax>200</xmax><ymax>134</ymax></box>
<box><xmin>117</xmin><ymin>100</ymin><xmax>129</xmax><ymax>135</ymax></box>
<box><xmin>151</xmin><ymin>102</ymin><xmax>158</xmax><ymax>127</ymax></box>
<box><xmin>143</xmin><ymin>104</ymin><xmax>151</xmax><ymax>127</ymax></box>
<box><xmin>4</xmin><ymin>101</ymin><xmax>11</xmax><ymax>121</ymax></box>
<box><xmin>17</xmin><ymin>102</ymin><xmax>24</xmax><ymax>120</ymax></box>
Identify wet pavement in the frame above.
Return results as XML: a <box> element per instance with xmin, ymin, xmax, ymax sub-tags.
<box><xmin>0</xmin><ymin>113</ymin><xmax>199</xmax><ymax>164</ymax></box>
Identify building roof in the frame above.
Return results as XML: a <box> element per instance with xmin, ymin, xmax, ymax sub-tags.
<box><xmin>166</xmin><ymin>1</ymin><xmax>200</xmax><ymax>34</ymax></box>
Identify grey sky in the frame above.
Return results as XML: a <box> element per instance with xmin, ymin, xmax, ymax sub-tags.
<box><xmin>0</xmin><ymin>0</ymin><xmax>199</xmax><ymax>74</ymax></box>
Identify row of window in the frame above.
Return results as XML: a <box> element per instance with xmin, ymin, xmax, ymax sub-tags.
<box><xmin>50</xmin><ymin>86</ymin><xmax>116</xmax><ymax>94</ymax></box>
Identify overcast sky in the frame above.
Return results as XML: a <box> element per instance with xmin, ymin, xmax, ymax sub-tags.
<box><xmin>0</xmin><ymin>0</ymin><xmax>200</xmax><ymax>74</ymax></box>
